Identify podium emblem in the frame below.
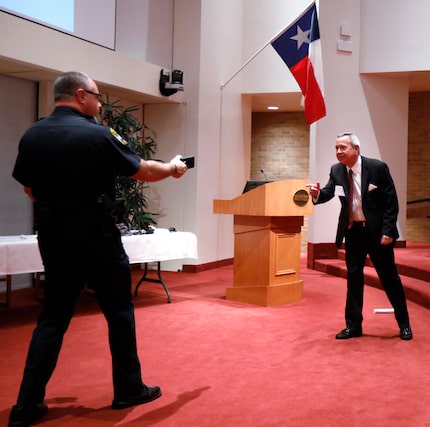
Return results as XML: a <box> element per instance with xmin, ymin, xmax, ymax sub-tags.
<box><xmin>293</xmin><ymin>189</ymin><xmax>309</xmax><ymax>207</ymax></box>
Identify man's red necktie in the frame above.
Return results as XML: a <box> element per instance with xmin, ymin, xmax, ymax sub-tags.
<box><xmin>348</xmin><ymin>169</ymin><xmax>354</xmax><ymax>229</ymax></box>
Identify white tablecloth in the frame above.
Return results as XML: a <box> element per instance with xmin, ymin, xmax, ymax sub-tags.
<box><xmin>0</xmin><ymin>235</ymin><xmax>42</xmax><ymax>275</ymax></box>
<box><xmin>0</xmin><ymin>229</ymin><xmax>198</xmax><ymax>276</ymax></box>
<box><xmin>122</xmin><ymin>229</ymin><xmax>197</xmax><ymax>264</ymax></box>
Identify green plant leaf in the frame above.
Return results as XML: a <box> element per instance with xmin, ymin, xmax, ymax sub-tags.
<box><xmin>99</xmin><ymin>95</ymin><xmax>157</xmax><ymax>231</ymax></box>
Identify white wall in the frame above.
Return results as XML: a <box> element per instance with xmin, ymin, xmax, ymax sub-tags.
<box><xmin>360</xmin><ymin>0</ymin><xmax>430</xmax><ymax>73</ymax></box>
<box><xmin>0</xmin><ymin>75</ymin><xmax>36</xmax><ymax>235</ymax></box>
<box><xmin>196</xmin><ymin>0</ymin><xmax>250</xmax><ymax>264</ymax></box>
<box><xmin>145</xmin><ymin>0</ymin><xmax>248</xmax><ymax>268</ymax></box>
<box><xmin>142</xmin><ymin>0</ymin><xmax>201</xmax><ymax>270</ymax></box>
<box><xmin>241</xmin><ymin>0</ymin><xmax>311</xmax><ymax>95</ymax></box>
<box><xmin>116</xmin><ymin>0</ymin><xmax>174</xmax><ymax>68</ymax></box>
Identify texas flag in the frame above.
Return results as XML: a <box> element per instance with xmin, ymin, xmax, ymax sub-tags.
<box><xmin>271</xmin><ymin>2</ymin><xmax>326</xmax><ymax>125</ymax></box>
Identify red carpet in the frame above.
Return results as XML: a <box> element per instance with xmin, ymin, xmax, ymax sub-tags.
<box><xmin>0</xmin><ymin>254</ymin><xmax>429</xmax><ymax>426</ymax></box>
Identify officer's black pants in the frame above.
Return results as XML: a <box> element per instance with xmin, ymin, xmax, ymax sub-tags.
<box><xmin>16</xmin><ymin>211</ymin><xmax>145</xmax><ymax>405</ymax></box>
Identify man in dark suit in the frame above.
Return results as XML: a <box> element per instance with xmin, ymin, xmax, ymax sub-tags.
<box><xmin>307</xmin><ymin>132</ymin><xmax>412</xmax><ymax>340</ymax></box>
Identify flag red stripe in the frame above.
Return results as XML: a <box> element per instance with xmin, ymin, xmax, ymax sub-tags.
<box><xmin>290</xmin><ymin>58</ymin><xmax>326</xmax><ymax>124</ymax></box>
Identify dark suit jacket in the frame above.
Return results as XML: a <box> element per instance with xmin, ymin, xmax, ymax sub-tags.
<box><xmin>315</xmin><ymin>156</ymin><xmax>399</xmax><ymax>247</ymax></box>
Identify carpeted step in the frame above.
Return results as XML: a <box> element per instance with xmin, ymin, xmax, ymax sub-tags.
<box><xmin>336</xmin><ymin>248</ymin><xmax>430</xmax><ymax>282</ymax></box>
<box><xmin>314</xmin><ymin>258</ymin><xmax>430</xmax><ymax>309</ymax></box>
<box><xmin>393</xmin><ymin>247</ymin><xmax>430</xmax><ymax>282</ymax></box>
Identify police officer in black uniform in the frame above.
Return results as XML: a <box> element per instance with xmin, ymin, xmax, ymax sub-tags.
<box><xmin>8</xmin><ymin>71</ymin><xmax>188</xmax><ymax>427</ymax></box>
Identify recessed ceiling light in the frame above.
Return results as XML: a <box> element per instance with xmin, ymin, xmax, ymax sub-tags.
<box><xmin>267</xmin><ymin>105</ymin><xmax>280</xmax><ymax>110</ymax></box>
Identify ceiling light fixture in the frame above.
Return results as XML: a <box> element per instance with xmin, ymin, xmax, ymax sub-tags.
<box><xmin>267</xmin><ymin>105</ymin><xmax>280</xmax><ymax>111</ymax></box>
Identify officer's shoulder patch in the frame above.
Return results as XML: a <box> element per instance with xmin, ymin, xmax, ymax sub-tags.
<box><xmin>110</xmin><ymin>128</ymin><xmax>128</xmax><ymax>145</ymax></box>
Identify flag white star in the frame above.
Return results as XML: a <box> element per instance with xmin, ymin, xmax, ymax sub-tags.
<box><xmin>290</xmin><ymin>25</ymin><xmax>311</xmax><ymax>49</ymax></box>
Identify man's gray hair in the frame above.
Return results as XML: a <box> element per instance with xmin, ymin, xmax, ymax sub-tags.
<box><xmin>337</xmin><ymin>131</ymin><xmax>360</xmax><ymax>147</ymax></box>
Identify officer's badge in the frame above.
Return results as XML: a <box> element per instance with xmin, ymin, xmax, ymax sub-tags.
<box><xmin>110</xmin><ymin>128</ymin><xmax>128</xmax><ymax>145</ymax></box>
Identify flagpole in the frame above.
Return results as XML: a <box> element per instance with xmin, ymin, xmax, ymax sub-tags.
<box><xmin>220</xmin><ymin>1</ymin><xmax>315</xmax><ymax>89</ymax></box>
<box><xmin>220</xmin><ymin>42</ymin><xmax>273</xmax><ymax>90</ymax></box>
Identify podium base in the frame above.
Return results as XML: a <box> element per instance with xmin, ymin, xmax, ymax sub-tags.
<box><xmin>226</xmin><ymin>281</ymin><xmax>303</xmax><ymax>307</ymax></box>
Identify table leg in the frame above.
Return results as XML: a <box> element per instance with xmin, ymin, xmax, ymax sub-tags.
<box><xmin>134</xmin><ymin>262</ymin><xmax>171</xmax><ymax>303</ymax></box>
<box><xmin>33</xmin><ymin>272</ymin><xmax>45</xmax><ymax>299</ymax></box>
<box><xmin>0</xmin><ymin>275</ymin><xmax>12</xmax><ymax>307</ymax></box>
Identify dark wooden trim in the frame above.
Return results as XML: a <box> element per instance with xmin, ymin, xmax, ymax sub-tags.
<box><xmin>182</xmin><ymin>258</ymin><xmax>233</xmax><ymax>273</ymax></box>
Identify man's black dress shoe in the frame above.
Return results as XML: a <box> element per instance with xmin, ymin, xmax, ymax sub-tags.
<box><xmin>335</xmin><ymin>327</ymin><xmax>362</xmax><ymax>339</ymax></box>
<box><xmin>8</xmin><ymin>401</ymin><xmax>48</xmax><ymax>427</ymax></box>
<box><xmin>112</xmin><ymin>385</ymin><xmax>162</xmax><ymax>410</ymax></box>
<box><xmin>400</xmin><ymin>327</ymin><xmax>413</xmax><ymax>340</ymax></box>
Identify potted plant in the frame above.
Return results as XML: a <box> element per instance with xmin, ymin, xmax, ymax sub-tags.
<box><xmin>99</xmin><ymin>95</ymin><xmax>158</xmax><ymax>231</ymax></box>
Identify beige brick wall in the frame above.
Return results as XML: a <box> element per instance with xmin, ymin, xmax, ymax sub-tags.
<box><xmin>251</xmin><ymin>112</ymin><xmax>309</xmax><ymax>181</ymax></box>
<box><xmin>406</xmin><ymin>92</ymin><xmax>430</xmax><ymax>242</ymax></box>
<box><xmin>408</xmin><ymin>92</ymin><xmax>430</xmax><ymax>203</ymax></box>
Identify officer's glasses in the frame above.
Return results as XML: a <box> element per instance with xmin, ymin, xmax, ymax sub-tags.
<box><xmin>84</xmin><ymin>89</ymin><xmax>102</xmax><ymax>99</ymax></box>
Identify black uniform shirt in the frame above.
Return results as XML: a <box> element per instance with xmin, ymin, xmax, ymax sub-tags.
<box><xmin>12</xmin><ymin>106</ymin><xmax>141</xmax><ymax>205</ymax></box>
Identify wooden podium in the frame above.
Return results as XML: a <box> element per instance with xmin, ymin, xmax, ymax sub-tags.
<box><xmin>214</xmin><ymin>180</ymin><xmax>313</xmax><ymax>306</ymax></box>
